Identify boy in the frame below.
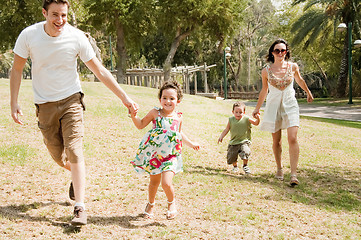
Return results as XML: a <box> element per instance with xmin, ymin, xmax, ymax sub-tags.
<box><xmin>218</xmin><ymin>102</ymin><xmax>260</xmax><ymax>174</ymax></box>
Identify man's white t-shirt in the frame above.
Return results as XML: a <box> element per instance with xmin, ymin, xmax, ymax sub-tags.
<box><xmin>13</xmin><ymin>21</ymin><xmax>96</xmax><ymax>104</ymax></box>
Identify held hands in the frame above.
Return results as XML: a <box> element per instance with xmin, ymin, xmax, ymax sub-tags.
<box><xmin>128</xmin><ymin>108</ymin><xmax>137</xmax><ymax>118</ymax></box>
<box><xmin>252</xmin><ymin>109</ymin><xmax>260</xmax><ymax>119</ymax></box>
<box><xmin>11</xmin><ymin>103</ymin><xmax>24</xmax><ymax>125</ymax></box>
<box><xmin>123</xmin><ymin>98</ymin><xmax>139</xmax><ymax>117</ymax></box>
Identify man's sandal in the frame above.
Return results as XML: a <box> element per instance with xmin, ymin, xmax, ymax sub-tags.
<box><xmin>166</xmin><ymin>200</ymin><xmax>177</xmax><ymax>220</ymax></box>
<box><xmin>143</xmin><ymin>202</ymin><xmax>155</xmax><ymax>218</ymax></box>
<box><xmin>290</xmin><ymin>174</ymin><xmax>299</xmax><ymax>186</ymax></box>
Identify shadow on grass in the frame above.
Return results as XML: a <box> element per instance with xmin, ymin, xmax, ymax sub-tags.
<box><xmin>185</xmin><ymin>165</ymin><xmax>361</xmax><ymax>212</ymax></box>
<box><xmin>0</xmin><ymin>201</ymin><xmax>166</xmax><ymax>234</ymax></box>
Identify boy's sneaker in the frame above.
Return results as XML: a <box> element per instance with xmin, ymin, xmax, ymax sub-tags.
<box><xmin>231</xmin><ymin>167</ymin><xmax>239</xmax><ymax>173</ymax></box>
<box><xmin>70</xmin><ymin>206</ymin><xmax>87</xmax><ymax>226</ymax></box>
<box><xmin>69</xmin><ymin>182</ymin><xmax>75</xmax><ymax>201</ymax></box>
<box><xmin>243</xmin><ymin>165</ymin><xmax>251</xmax><ymax>174</ymax></box>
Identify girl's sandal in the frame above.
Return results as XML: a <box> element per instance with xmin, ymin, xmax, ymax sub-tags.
<box><xmin>166</xmin><ymin>200</ymin><xmax>177</xmax><ymax>220</ymax></box>
<box><xmin>290</xmin><ymin>174</ymin><xmax>299</xmax><ymax>186</ymax></box>
<box><xmin>143</xmin><ymin>202</ymin><xmax>155</xmax><ymax>219</ymax></box>
<box><xmin>275</xmin><ymin>168</ymin><xmax>284</xmax><ymax>181</ymax></box>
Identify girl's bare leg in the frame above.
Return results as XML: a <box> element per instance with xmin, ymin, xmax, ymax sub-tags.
<box><xmin>161</xmin><ymin>171</ymin><xmax>177</xmax><ymax>218</ymax></box>
<box><xmin>145</xmin><ymin>174</ymin><xmax>161</xmax><ymax>215</ymax></box>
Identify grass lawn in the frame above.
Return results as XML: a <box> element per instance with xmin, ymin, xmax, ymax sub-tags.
<box><xmin>297</xmin><ymin>97</ymin><xmax>361</xmax><ymax>107</ymax></box>
<box><xmin>0</xmin><ymin>78</ymin><xmax>360</xmax><ymax>239</ymax></box>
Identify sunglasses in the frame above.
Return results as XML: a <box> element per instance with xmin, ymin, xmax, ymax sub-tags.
<box><xmin>273</xmin><ymin>49</ymin><xmax>287</xmax><ymax>54</ymax></box>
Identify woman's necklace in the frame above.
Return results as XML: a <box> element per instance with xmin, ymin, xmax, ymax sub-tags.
<box><xmin>270</xmin><ymin>62</ymin><xmax>288</xmax><ymax>79</ymax></box>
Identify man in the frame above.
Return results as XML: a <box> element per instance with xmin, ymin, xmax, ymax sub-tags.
<box><xmin>10</xmin><ymin>0</ymin><xmax>138</xmax><ymax>226</ymax></box>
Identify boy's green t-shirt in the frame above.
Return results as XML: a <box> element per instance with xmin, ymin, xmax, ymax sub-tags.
<box><xmin>229</xmin><ymin>115</ymin><xmax>251</xmax><ymax>145</ymax></box>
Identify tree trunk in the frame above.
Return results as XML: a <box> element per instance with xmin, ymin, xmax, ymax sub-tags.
<box><xmin>85</xmin><ymin>33</ymin><xmax>102</xmax><ymax>63</ymax></box>
<box><xmin>307</xmin><ymin>50</ymin><xmax>328</xmax><ymax>88</ymax></box>
<box><xmin>115</xmin><ymin>17</ymin><xmax>127</xmax><ymax>84</ymax></box>
<box><xmin>163</xmin><ymin>28</ymin><xmax>191</xmax><ymax>81</ymax></box>
<box><xmin>246</xmin><ymin>39</ymin><xmax>252</xmax><ymax>91</ymax></box>
<box><xmin>235</xmin><ymin>41</ymin><xmax>242</xmax><ymax>88</ymax></box>
<box><xmin>337</xmin><ymin>36</ymin><xmax>349</xmax><ymax>97</ymax></box>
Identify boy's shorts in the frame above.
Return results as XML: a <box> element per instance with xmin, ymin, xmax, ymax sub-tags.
<box><xmin>35</xmin><ymin>92</ymin><xmax>85</xmax><ymax>167</ymax></box>
<box><xmin>227</xmin><ymin>141</ymin><xmax>251</xmax><ymax>164</ymax></box>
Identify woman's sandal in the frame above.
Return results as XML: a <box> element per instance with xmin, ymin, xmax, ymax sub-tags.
<box><xmin>166</xmin><ymin>200</ymin><xmax>177</xmax><ymax>220</ymax></box>
<box><xmin>143</xmin><ymin>202</ymin><xmax>155</xmax><ymax>219</ymax></box>
<box><xmin>290</xmin><ymin>174</ymin><xmax>299</xmax><ymax>186</ymax></box>
<box><xmin>275</xmin><ymin>168</ymin><xmax>284</xmax><ymax>181</ymax></box>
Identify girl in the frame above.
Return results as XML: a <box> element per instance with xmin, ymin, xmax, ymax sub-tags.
<box><xmin>252</xmin><ymin>39</ymin><xmax>313</xmax><ymax>186</ymax></box>
<box><xmin>130</xmin><ymin>80</ymin><xmax>199</xmax><ymax>219</ymax></box>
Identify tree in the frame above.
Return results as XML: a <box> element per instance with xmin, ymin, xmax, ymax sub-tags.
<box><xmin>291</xmin><ymin>0</ymin><xmax>361</xmax><ymax>97</ymax></box>
<box><xmin>229</xmin><ymin>0</ymin><xmax>275</xmax><ymax>90</ymax></box>
<box><xmin>83</xmin><ymin>0</ymin><xmax>155</xmax><ymax>83</ymax></box>
<box><xmin>155</xmin><ymin>0</ymin><xmax>247</xmax><ymax>81</ymax></box>
<box><xmin>0</xmin><ymin>0</ymin><xmax>43</xmax><ymax>52</ymax></box>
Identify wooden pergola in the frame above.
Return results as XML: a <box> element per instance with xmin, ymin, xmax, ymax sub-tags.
<box><xmin>124</xmin><ymin>63</ymin><xmax>217</xmax><ymax>96</ymax></box>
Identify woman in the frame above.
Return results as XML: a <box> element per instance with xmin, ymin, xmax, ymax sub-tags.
<box><xmin>252</xmin><ymin>39</ymin><xmax>313</xmax><ymax>186</ymax></box>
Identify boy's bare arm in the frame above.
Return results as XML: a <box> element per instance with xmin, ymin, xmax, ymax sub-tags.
<box><xmin>249</xmin><ymin>114</ymin><xmax>260</xmax><ymax>126</ymax></box>
<box><xmin>218</xmin><ymin>121</ymin><xmax>230</xmax><ymax>143</ymax></box>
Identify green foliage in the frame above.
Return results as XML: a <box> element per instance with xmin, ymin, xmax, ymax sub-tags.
<box><xmin>157</xmin><ymin>0</ymin><xmax>246</xmax><ymax>43</ymax></box>
<box><xmin>0</xmin><ymin>51</ymin><xmax>31</xmax><ymax>79</ymax></box>
<box><xmin>0</xmin><ymin>51</ymin><xmax>13</xmax><ymax>78</ymax></box>
<box><xmin>226</xmin><ymin>0</ymin><xmax>276</xmax><ymax>89</ymax></box>
<box><xmin>2</xmin><ymin>0</ymin><xmax>359</xmax><ymax>96</ymax></box>
<box><xmin>83</xmin><ymin>0</ymin><xmax>155</xmax><ymax>52</ymax></box>
<box><xmin>290</xmin><ymin>0</ymin><xmax>361</xmax><ymax>97</ymax></box>
<box><xmin>0</xmin><ymin>0</ymin><xmax>43</xmax><ymax>51</ymax></box>
<box><xmin>291</xmin><ymin>8</ymin><xmax>331</xmax><ymax>48</ymax></box>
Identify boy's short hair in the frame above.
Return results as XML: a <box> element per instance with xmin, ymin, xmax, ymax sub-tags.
<box><xmin>232</xmin><ymin>101</ymin><xmax>246</xmax><ymax>111</ymax></box>
<box><xmin>43</xmin><ymin>0</ymin><xmax>70</xmax><ymax>11</ymax></box>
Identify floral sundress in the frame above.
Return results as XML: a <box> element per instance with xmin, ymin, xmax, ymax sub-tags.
<box><xmin>131</xmin><ymin>107</ymin><xmax>183</xmax><ymax>175</ymax></box>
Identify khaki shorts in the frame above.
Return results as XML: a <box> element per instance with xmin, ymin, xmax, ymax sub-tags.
<box><xmin>226</xmin><ymin>141</ymin><xmax>251</xmax><ymax>165</ymax></box>
<box><xmin>35</xmin><ymin>92</ymin><xmax>85</xmax><ymax>167</ymax></box>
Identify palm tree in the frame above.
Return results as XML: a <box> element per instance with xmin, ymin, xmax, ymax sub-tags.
<box><xmin>291</xmin><ymin>0</ymin><xmax>361</xmax><ymax>97</ymax></box>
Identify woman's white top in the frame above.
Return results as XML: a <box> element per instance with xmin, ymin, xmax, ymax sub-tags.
<box><xmin>260</xmin><ymin>62</ymin><xmax>299</xmax><ymax>133</ymax></box>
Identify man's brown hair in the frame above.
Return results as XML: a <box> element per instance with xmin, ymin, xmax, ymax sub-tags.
<box><xmin>42</xmin><ymin>0</ymin><xmax>70</xmax><ymax>11</ymax></box>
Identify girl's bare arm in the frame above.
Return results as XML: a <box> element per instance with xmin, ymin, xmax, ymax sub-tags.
<box><xmin>131</xmin><ymin>108</ymin><xmax>157</xmax><ymax>129</ymax></box>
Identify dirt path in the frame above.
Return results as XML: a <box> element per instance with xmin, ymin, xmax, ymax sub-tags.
<box><xmin>244</xmin><ymin>101</ymin><xmax>361</xmax><ymax>122</ymax></box>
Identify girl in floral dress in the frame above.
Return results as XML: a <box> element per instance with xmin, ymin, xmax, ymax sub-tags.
<box><xmin>130</xmin><ymin>80</ymin><xmax>199</xmax><ymax>219</ymax></box>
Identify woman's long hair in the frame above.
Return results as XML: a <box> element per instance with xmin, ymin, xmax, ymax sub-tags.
<box><xmin>266</xmin><ymin>39</ymin><xmax>291</xmax><ymax>63</ymax></box>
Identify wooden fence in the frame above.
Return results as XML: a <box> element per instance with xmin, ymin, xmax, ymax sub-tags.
<box><xmin>118</xmin><ymin>64</ymin><xmax>269</xmax><ymax>100</ymax></box>
<box><xmin>124</xmin><ymin>63</ymin><xmax>217</xmax><ymax>95</ymax></box>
